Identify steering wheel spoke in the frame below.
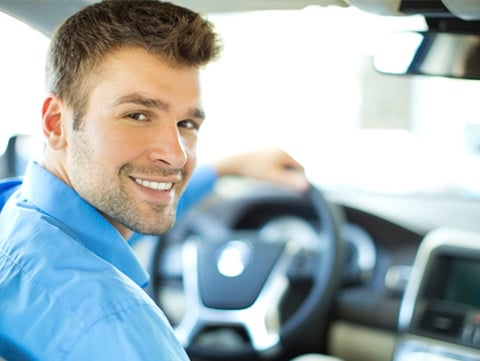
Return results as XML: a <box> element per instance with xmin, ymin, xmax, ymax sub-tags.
<box><xmin>176</xmin><ymin>236</ymin><xmax>292</xmax><ymax>350</ymax></box>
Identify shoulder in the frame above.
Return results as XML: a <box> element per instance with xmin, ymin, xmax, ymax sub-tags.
<box><xmin>0</xmin><ymin>210</ymin><xmax>186</xmax><ymax>360</ymax></box>
<box><xmin>1</xmin><ymin>232</ymin><xmax>184</xmax><ymax>360</ymax></box>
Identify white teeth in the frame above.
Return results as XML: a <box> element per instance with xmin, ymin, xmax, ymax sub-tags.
<box><xmin>134</xmin><ymin>178</ymin><xmax>172</xmax><ymax>191</ymax></box>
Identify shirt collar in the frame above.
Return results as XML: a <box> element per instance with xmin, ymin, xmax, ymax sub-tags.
<box><xmin>20</xmin><ymin>161</ymin><xmax>150</xmax><ymax>288</ymax></box>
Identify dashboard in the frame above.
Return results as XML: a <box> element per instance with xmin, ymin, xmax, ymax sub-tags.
<box><xmin>145</xmin><ymin>179</ymin><xmax>426</xmax><ymax>358</ymax></box>
<box><xmin>394</xmin><ymin>228</ymin><xmax>480</xmax><ymax>361</ymax></box>
<box><xmin>133</xmin><ymin>178</ymin><xmax>480</xmax><ymax>361</ymax></box>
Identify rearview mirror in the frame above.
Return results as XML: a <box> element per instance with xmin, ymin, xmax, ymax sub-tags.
<box><xmin>373</xmin><ymin>31</ymin><xmax>480</xmax><ymax>80</ymax></box>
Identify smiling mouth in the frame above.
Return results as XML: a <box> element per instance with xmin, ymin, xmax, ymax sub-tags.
<box><xmin>133</xmin><ymin>177</ymin><xmax>173</xmax><ymax>191</ymax></box>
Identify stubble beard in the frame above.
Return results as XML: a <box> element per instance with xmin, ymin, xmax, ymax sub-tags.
<box><xmin>68</xmin><ymin>131</ymin><xmax>181</xmax><ymax>236</ymax></box>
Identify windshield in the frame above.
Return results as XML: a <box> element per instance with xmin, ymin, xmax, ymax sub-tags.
<box><xmin>2</xmin><ymin>6</ymin><xmax>479</xmax><ymax>198</ymax></box>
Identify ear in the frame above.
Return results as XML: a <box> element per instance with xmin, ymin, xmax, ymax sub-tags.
<box><xmin>42</xmin><ymin>94</ymin><xmax>67</xmax><ymax>150</ymax></box>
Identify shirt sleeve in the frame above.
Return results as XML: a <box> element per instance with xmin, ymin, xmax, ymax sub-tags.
<box><xmin>0</xmin><ymin>177</ymin><xmax>22</xmax><ymax>212</ymax></box>
<box><xmin>176</xmin><ymin>164</ymin><xmax>218</xmax><ymax>220</ymax></box>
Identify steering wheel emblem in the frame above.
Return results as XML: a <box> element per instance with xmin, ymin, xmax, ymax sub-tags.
<box><xmin>217</xmin><ymin>240</ymin><xmax>252</xmax><ymax>277</ymax></box>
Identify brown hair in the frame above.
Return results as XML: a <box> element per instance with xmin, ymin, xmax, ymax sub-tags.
<box><xmin>46</xmin><ymin>0</ymin><xmax>222</xmax><ymax>127</ymax></box>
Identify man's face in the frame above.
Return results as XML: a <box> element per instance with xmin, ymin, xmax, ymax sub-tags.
<box><xmin>62</xmin><ymin>47</ymin><xmax>204</xmax><ymax>237</ymax></box>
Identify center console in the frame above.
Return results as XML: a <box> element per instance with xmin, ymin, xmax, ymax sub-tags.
<box><xmin>393</xmin><ymin>228</ymin><xmax>480</xmax><ymax>361</ymax></box>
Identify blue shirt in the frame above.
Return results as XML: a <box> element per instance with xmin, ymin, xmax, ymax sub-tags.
<box><xmin>0</xmin><ymin>162</ymin><xmax>191</xmax><ymax>360</ymax></box>
<box><xmin>0</xmin><ymin>176</ymin><xmax>22</xmax><ymax>212</ymax></box>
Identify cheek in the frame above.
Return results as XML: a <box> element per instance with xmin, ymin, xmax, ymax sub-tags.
<box><xmin>182</xmin><ymin>136</ymin><xmax>198</xmax><ymax>175</ymax></box>
<box><xmin>90</xmin><ymin>127</ymin><xmax>141</xmax><ymax>164</ymax></box>
<box><xmin>180</xmin><ymin>126</ymin><xmax>200</xmax><ymax>149</ymax></box>
<box><xmin>185</xmin><ymin>147</ymin><xmax>197</xmax><ymax>169</ymax></box>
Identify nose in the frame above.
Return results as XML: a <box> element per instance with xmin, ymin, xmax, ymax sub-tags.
<box><xmin>148</xmin><ymin>123</ymin><xmax>188</xmax><ymax>168</ymax></box>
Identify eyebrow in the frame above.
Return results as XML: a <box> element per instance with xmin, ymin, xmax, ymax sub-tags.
<box><xmin>112</xmin><ymin>93</ymin><xmax>206</xmax><ymax>120</ymax></box>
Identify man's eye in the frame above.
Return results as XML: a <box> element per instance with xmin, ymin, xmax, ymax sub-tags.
<box><xmin>178</xmin><ymin>119</ymin><xmax>200</xmax><ymax>130</ymax></box>
<box><xmin>127</xmin><ymin>113</ymin><xmax>148</xmax><ymax>121</ymax></box>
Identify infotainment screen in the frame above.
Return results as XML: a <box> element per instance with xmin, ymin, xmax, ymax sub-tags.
<box><xmin>442</xmin><ymin>257</ymin><xmax>480</xmax><ymax>308</ymax></box>
<box><xmin>395</xmin><ymin>229</ymin><xmax>480</xmax><ymax>361</ymax></box>
<box><xmin>423</xmin><ymin>254</ymin><xmax>480</xmax><ymax>309</ymax></box>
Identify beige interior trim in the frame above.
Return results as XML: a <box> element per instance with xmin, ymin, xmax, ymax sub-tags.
<box><xmin>328</xmin><ymin>321</ymin><xmax>397</xmax><ymax>361</ymax></box>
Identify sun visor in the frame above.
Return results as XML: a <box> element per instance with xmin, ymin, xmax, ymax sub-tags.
<box><xmin>441</xmin><ymin>0</ymin><xmax>480</xmax><ymax>20</ymax></box>
<box><xmin>345</xmin><ymin>0</ymin><xmax>403</xmax><ymax>16</ymax></box>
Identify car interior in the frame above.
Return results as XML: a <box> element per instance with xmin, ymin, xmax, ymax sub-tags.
<box><xmin>1</xmin><ymin>0</ymin><xmax>480</xmax><ymax>361</ymax></box>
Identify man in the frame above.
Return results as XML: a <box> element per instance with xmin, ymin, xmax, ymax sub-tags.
<box><xmin>0</xmin><ymin>1</ymin><xmax>312</xmax><ymax>360</ymax></box>
<box><xmin>0</xmin><ymin>1</ymin><xmax>220</xmax><ymax>360</ymax></box>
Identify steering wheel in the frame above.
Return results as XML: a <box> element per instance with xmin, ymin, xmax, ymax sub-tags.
<box><xmin>151</xmin><ymin>181</ymin><xmax>344</xmax><ymax>360</ymax></box>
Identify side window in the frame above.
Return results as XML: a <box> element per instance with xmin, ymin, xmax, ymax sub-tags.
<box><xmin>0</xmin><ymin>11</ymin><xmax>48</xmax><ymax>177</ymax></box>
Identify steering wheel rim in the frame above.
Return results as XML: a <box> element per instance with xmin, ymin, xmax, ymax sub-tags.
<box><xmin>152</xmin><ymin>183</ymin><xmax>344</xmax><ymax>360</ymax></box>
